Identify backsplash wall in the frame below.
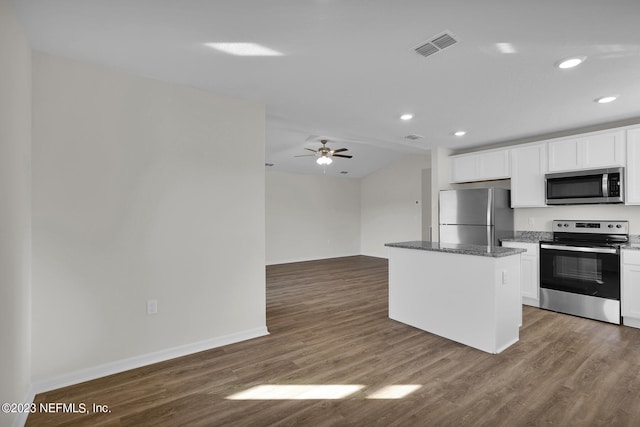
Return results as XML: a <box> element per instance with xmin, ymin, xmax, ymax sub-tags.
<box><xmin>514</xmin><ymin>205</ymin><xmax>640</xmax><ymax>234</ymax></box>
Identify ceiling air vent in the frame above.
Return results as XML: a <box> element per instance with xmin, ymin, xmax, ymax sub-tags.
<box><xmin>414</xmin><ymin>31</ymin><xmax>458</xmax><ymax>58</ymax></box>
<box><xmin>404</xmin><ymin>134</ymin><xmax>424</xmax><ymax>141</ymax></box>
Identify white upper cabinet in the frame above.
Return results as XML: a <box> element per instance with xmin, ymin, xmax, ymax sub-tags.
<box><xmin>547</xmin><ymin>138</ymin><xmax>580</xmax><ymax>172</ymax></box>
<box><xmin>450</xmin><ymin>148</ymin><xmax>510</xmax><ymax>183</ymax></box>
<box><xmin>478</xmin><ymin>150</ymin><xmax>510</xmax><ymax>179</ymax></box>
<box><xmin>547</xmin><ymin>130</ymin><xmax>625</xmax><ymax>173</ymax></box>
<box><xmin>510</xmin><ymin>143</ymin><xmax>547</xmax><ymax>207</ymax></box>
<box><xmin>583</xmin><ymin>131</ymin><xmax>626</xmax><ymax>168</ymax></box>
<box><xmin>450</xmin><ymin>154</ymin><xmax>479</xmax><ymax>183</ymax></box>
<box><xmin>626</xmin><ymin>127</ymin><xmax>640</xmax><ymax>205</ymax></box>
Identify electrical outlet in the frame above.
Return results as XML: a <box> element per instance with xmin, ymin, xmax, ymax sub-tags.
<box><xmin>502</xmin><ymin>270</ymin><xmax>508</xmax><ymax>285</ymax></box>
<box><xmin>528</xmin><ymin>217</ymin><xmax>535</xmax><ymax>225</ymax></box>
<box><xmin>147</xmin><ymin>299</ymin><xmax>158</xmax><ymax>315</ymax></box>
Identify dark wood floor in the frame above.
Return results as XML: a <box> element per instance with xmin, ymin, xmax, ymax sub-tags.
<box><xmin>28</xmin><ymin>255</ymin><xmax>640</xmax><ymax>426</ymax></box>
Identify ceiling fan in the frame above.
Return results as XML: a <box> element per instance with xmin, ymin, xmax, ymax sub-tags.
<box><xmin>295</xmin><ymin>139</ymin><xmax>352</xmax><ymax>165</ymax></box>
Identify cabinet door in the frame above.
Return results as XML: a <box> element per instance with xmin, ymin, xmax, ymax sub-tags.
<box><xmin>521</xmin><ymin>254</ymin><xmax>539</xmax><ymax>306</ymax></box>
<box><xmin>501</xmin><ymin>242</ymin><xmax>539</xmax><ymax>307</ymax></box>
<box><xmin>451</xmin><ymin>149</ymin><xmax>510</xmax><ymax>183</ymax></box>
<box><xmin>511</xmin><ymin>143</ymin><xmax>547</xmax><ymax>207</ymax></box>
<box><xmin>582</xmin><ymin>131</ymin><xmax>625</xmax><ymax>168</ymax></box>
<box><xmin>478</xmin><ymin>150</ymin><xmax>510</xmax><ymax>180</ymax></box>
<box><xmin>626</xmin><ymin>128</ymin><xmax>640</xmax><ymax>205</ymax></box>
<box><xmin>623</xmin><ymin>263</ymin><xmax>640</xmax><ymax>319</ymax></box>
<box><xmin>622</xmin><ymin>250</ymin><xmax>640</xmax><ymax>322</ymax></box>
<box><xmin>450</xmin><ymin>155</ymin><xmax>478</xmax><ymax>183</ymax></box>
<box><xmin>548</xmin><ymin>138</ymin><xmax>580</xmax><ymax>172</ymax></box>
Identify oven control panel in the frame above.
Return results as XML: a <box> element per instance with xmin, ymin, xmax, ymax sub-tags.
<box><xmin>552</xmin><ymin>220</ymin><xmax>629</xmax><ymax>234</ymax></box>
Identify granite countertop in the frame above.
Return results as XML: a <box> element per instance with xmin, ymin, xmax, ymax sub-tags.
<box><xmin>385</xmin><ymin>241</ymin><xmax>526</xmax><ymax>258</ymax></box>
<box><xmin>501</xmin><ymin>231</ymin><xmax>553</xmax><ymax>243</ymax></box>
<box><xmin>622</xmin><ymin>243</ymin><xmax>640</xmax><ymax>251</ymax></box>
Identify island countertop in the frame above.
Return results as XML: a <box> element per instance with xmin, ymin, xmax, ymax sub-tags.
<box><xmin>385</xmin><ymin>241</ymin><xmax>526</xmax><ymax>258</ymax></box>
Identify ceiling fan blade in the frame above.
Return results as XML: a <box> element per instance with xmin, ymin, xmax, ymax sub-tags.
<box><xmin>294</xmin><ymin>154</ymin><xmax>317</xmax><ymax>157</ymax></box>
<box><xmin>332</xmin><ymin>148</ymin><xmax>348</xmax><ymax>153</ymax></box>
<box><xmin>304</xmin><ymin>148</ymin><xmax>318</xmax><ymax>153</ymax></box>
<box><xmin>332</xmin><ymin>154</ymin><xmax>353</xmax><ymax>158</ymax></box>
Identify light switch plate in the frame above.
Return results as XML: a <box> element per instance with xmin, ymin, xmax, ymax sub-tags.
<box><xmin>147</xmin><ymin>299</ymin><xmax>158</xmax><ymax>315</ymax></box>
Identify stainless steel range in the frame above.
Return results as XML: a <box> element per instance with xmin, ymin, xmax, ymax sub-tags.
<box><xmin>539</xmin><ymin>220</ymin><xmax>629</xmax><ymax>324</ymax></box>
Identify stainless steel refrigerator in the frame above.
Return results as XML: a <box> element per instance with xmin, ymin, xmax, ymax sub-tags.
<box><xmin>439</xmin><ymin>188</ymin><xmax>514</xmax><ymax>246</ymax></box>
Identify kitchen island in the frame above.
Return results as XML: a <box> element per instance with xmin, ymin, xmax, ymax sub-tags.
<box><xmin>385</xmin><ymin>241</ymin><xmax>525</xmax><ymax>354</ymax></box>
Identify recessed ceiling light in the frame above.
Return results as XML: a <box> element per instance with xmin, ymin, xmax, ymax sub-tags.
<box><xmin>205</xmin><ymin>42</ymin><xmax>283</xmax><ymax>56</ymax></box>
<box><xmin>400</xmin><ymin>114</ymin><xmax>414</xmax><ymax>121</ymax></box>
<box><xmin>496</xmin><ymin>42</ymin><xmax>517</xmax><ymax>54</ymax></box>
<box><xmin>556</xmin><ymin>56</ymin><xmax>586</xmax><ymax>69</ymax></box>
<box><xmin>595</xmin><ymin>95</ymin><xmax>618</xmax><ymax>104</ymax></box>
<box><xmin>453</xmin><ymin>131</ymin><xmax>466</xmax><ymax>137</ymax></box>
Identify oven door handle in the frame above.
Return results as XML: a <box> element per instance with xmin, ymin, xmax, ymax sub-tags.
<box><xmin>540</xmin><ymin>243</ymin><xmax>618</xmax><ymax>254</ymax></box>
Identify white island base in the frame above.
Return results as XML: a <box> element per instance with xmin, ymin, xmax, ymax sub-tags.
<box><xmin>388</xmin><ymin>246</ymin><xmax>522</xmax><ymax>354</ymax></box>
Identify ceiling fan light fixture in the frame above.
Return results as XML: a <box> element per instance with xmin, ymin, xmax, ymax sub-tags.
<box><xmin>317</xmin><ymin>156</ymin><xmax>333</xmax><ymax>165</ymax></box>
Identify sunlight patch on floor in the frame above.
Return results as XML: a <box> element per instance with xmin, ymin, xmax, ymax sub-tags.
<box><xmin>226</xmin><ymin>384</ymin><xmax>422</xmax><ymax>400</ymax></box>
<box><xmin>227</xmin><ymin>384</ymin><xmax>364</xmax><ymax>400</ymax></box>
<box><xmin>366</xmin><ymin>384</ymin><xmax>422</xmax><ymax>399</ymax></box>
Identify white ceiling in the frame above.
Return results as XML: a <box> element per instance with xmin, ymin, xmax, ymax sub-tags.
<box><xmin>13</xmin><ymin>0</ymin><xmax>640</xmax><ymax>178</ymax></box>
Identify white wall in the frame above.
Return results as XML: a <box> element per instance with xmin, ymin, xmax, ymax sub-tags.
<box><xmin>31</xmin><ymin>53</ymin><xmax>266</xmax><ymax>384</ymax></box>
<box><xmin>361</xmin><ymin>154</ymin><xmax>431</xmax><ymax>258</ymax></box>
<box><xmin>515</xmin><ymin>205</ymin><xmax>640</xmax><ymax>234</ymax></box>
<box><xmin>266</xmin><ymin>170</ymin><xmax>360</xmax><ymax>264</ymax></box>
<box><xmin>0</xmin><ymin>1</ymin><xmax>32</xmax><ymax>426</ymax></box>
<box><xmin>430</xmin><ymin>147</ymin><xmax>452</xmax><ymax>242</ymax></box>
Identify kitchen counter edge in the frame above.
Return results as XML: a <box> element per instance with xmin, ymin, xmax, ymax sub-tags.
<box><xmin>501</xmin><ymin>231</ymin><xmax>553</xmax><ymax>243</ymax></box>
<box><xmin>385</xmin><ymin>241</ymin><xmax>526</xmax><ymax>258</ymax></box>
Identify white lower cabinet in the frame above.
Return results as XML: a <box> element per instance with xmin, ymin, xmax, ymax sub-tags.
<box><xmin>501</xmin><ymin>241</ymin><xmax>539</xmax><ymax>307</ymax></box>
<box><xmin>622</xmin><ymin>249</ymin><xmax>640</xmax><ymax>328</ymax></box>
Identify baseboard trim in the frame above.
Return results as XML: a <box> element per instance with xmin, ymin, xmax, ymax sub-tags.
<box><xmin>495</xmin><ymin>336</ymin><xmax>519</xmax><ymax>354</ymax></box>
<box><xmin>359</xmin><ymin>252</ymin><xmax>389</xmax><ymax>260</ymax></box>
<box><xmin>623</xmin><ymin>316</ymin><xmax>640</xmax><ymax>329</ymax></box>
<box><xmin>266</xmin><ymin>253</ymin><xmax>361</xmax><ymax>265</ymax></box>
<box><xmin>12</xmin><ymin>386</ymin><xmax>37</xmax><ymax>427</ymax></box>
<box><xmin>30</xmin><ymin>326</ymin><xmax>269</xmax><ymax>396</ymax></box>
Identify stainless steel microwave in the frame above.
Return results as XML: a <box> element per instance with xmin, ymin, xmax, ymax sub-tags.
<box><xmin>545</xmin><ymin>167</ymin><xmax>624</xmax><ymax>205</ymax></box>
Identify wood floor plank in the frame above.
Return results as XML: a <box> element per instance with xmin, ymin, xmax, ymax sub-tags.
<box><xmin>27</xmin><ymin>255</ymin><xmax>640</xmax><ymax>426</ymax></box>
